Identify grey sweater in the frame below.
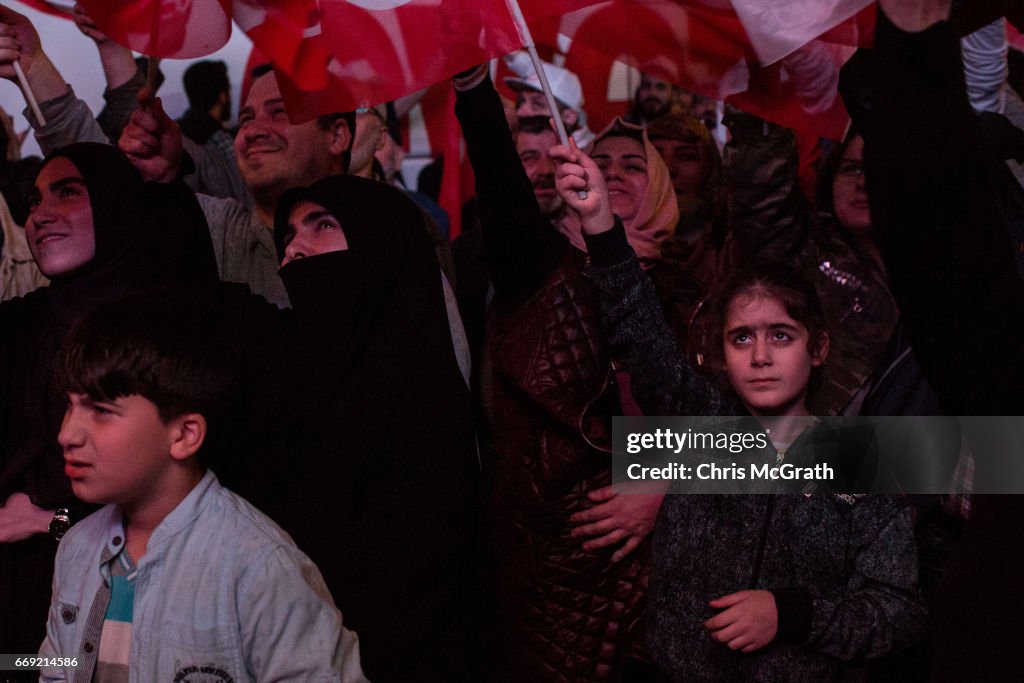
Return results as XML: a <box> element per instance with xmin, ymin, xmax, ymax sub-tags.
<box><xmin>583</xmin><ymin>223</ymin><xmax>926</xmax><ymax>682</ymax></box>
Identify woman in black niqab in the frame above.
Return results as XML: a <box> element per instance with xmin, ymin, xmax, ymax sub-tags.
<box><xmin>235</xmin><ymin>174</ymin><xmax>480</xmax><ymax>683</ymax></box>
<box><xmin>0</xmin><ymin>142</ymin><xmax>217</xmax><ymax>661</ymax></box>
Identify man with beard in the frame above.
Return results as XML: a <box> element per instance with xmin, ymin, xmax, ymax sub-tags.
<box><xmin>627</xmin><ymin>72</ymin><xmax>683</xmax><ymax>126</ymax></box>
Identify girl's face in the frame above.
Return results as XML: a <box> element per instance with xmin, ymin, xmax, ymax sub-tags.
<box><xmin>592</xmin><ymin>136</ymin><xmax>648</xmax><ymax>222</ymax></box>
<box><xmin>723</xmin><ymin>290</ymin><xmax>827</xmax><ymax>417</ymax></box>
<box><xmin>25</xmin><ymin>157</ymin><xmax>96</xmax><ymax>278</ymax></box>
<box><xmin>280</xmin><ymin>200</ymin><xmax>349</xmax><ymax>267</ymax></box>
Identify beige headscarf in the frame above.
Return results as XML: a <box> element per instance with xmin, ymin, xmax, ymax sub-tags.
<box><xmin>558</xmin><ymin>117</ymin><xmax>679</xmax><ymax>268</ymax></box>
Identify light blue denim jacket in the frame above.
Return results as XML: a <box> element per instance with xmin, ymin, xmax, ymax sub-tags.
<box><xmin>39</xmin><ymin>471</ymin><xmax>368</xmax><ymax>682</ymax></box>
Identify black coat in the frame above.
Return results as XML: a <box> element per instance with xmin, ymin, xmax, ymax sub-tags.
<box><xmin>858</xmin><ymin>10</ymin><xmax>1024</xmax><ymax>681</ymax></box>
<box><xmin>224</xmin><ymin>175</ymin><xmax>480</xmax><ymax>683</ymax></box>
<box><xmin>0</xmin><ymin>143</ymin><xmax>217</xmax><ymax>656</ymax></box>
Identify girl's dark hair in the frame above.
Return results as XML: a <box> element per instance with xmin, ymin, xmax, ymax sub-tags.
<box><xmin>704</xmin><ymin>262</ymin><xmax>829</xmax><ymax>398</ymax></box>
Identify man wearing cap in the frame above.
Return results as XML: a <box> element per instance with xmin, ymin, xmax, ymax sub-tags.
<box><xmin>503</xmin><ymin>52</ymin><xmax>596</xmax><ymax>148</ymax></box>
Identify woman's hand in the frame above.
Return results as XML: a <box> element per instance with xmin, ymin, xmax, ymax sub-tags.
<box><xmin>549</xmin><ymin>138</ymin><xmax>616</xmax><ymax>235</ymax></box>
<box><xmin>570</xmin><ymin>484</ymin><xmax>665</xmax><ymax>562</ymax></box>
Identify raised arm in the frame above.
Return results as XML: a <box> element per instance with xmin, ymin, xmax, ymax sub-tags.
<box><xmin>0</xmin><ymin>5</ymin><xmax>109</xmax><ymax>152</ymax></box>
<box><xmin>865</xmin><ymin>0</ymin><xmax>1024</xmax><ymax>414</ymax></box>
<box><xmin>550</xmin><ymin>141</ymin><xmax>736</xmax><ymax>417</ymax></box>
<box><xmin>452</xmin><ymin>67</ymin><xmax>567</xmax><ymax>307</ymax></box>
<box><xmin>722</xmin><ymin>110</ymin><xmax>810</xmax><ymax>264</ymax></box>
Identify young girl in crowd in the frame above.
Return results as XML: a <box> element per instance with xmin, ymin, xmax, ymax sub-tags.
<box><xmin>549</xmin><ymin>141</ymin><xmax>926</xmax><ymax>681</ymax></box>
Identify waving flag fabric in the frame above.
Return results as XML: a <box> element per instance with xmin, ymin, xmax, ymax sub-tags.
<box><xmin>315</xmin><ymin>0</ymin><xmax>523</xmax><ymax>113</ymax></box>
<box><xmin>77</xmin><ymin>0</ymin><xmax>231</xmax><ymax>59</ymax></box>
<box><xmin>729</xmin><ymin>0</ymin><xmax>873</xmax><ymax>65</ymax></box>
<box><xmin>545</xmin><ymin>0</ymin><xmax>867</xmax><ymax>139</ymax></box>
<box><xmin>233</xmin><ymin>0</ymin><xmax>331</xmax><ymax>91</ymax></box>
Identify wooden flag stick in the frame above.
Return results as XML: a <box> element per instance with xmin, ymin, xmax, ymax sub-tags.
<box><xmin>138</xmin><ymin>1</ymin><xmax>162</xmax><ymax>107</ymax></box>
<box><xmin>146</xmin><ymin>56</ymin><xmax>161</xmax><ymax>95</ymax></box>
<box><xmin>504</xmin><ymin>0</ymin><xmax>587</xmax><ymax>199</ymax></box>
<box><xmin>13</xmin><ymin>61</ymin><xmax>45</xmax><ymax>126</ymax></box>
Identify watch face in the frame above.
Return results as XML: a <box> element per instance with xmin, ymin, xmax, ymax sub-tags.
<box><xmin>50</xmin><ymin>516</ymin><xmax>71</xmax><ymax>541</ymax></box>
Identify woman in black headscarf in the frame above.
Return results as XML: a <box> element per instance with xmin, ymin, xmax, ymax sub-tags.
<box><xmin>0</xmin><ymin>142</ymin><xmax>216</xmax><ymax>662</ymax></box>
<box><xmin>229</xmin><ymin>174</ymin><xmax>480</xmax><ymax>683</ymax></box>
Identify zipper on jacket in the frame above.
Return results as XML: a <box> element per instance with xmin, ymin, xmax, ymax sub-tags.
<box><xmin>748</xmin><ymin>496</ymin><xmax>776</xmax><ymax>589</ymax></box>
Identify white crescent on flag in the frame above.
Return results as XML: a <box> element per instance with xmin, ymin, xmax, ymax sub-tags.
<box><xmin>345</xmin><ymin>0</ymin><xmax>415</xmax><ymax>9</ymax></box>
<box><xmin>730</xmin><ymin>0</ymin><xmax>872</xmax><ymax>65</ymax></box>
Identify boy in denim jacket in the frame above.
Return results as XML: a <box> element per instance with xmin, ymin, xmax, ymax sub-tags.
<box><xmin>39</xmin><ymin>290</ymin><xmax>367</xmax><ymax>682</ymax></box>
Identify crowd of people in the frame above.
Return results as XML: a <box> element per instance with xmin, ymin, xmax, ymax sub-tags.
<box><xmin>0</xmin><ymin>0</ymin><xmax>1021</xmax><ymax>680</ymax></box>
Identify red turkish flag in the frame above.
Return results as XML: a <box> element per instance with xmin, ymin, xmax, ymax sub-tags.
<box><xmin>76</xmin><ymin>0</ymin><xmax>231</xmax><ymax>59</ymax></box>
<box><xmin>515</xmin><ymin>0</ymin><xmax>606</xmax><ymax>22</ymax></box>
<box><xmin>546</xmin><ymin>0</ymin><xmax>864</xmax><ymax>140</ymax></box>
<box><xmin>728</xmin><ymin>0</ymin><xmax>872</xmax><ymax>64</ymax></box>
<box><xmin>307</xmin><ymin>0</ymin><xmax>524</xmax><ymax>113</ymax></box>
<box><xmin>233</xmin><ymin>0</ymin><xmax>331</xmax><ymax>91</ymax></box>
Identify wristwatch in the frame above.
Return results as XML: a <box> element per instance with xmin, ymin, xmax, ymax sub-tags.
<box><xmin>49</xmin><ymin>508</ymin><xmax>71</xmax><ymax>541</ymax></box>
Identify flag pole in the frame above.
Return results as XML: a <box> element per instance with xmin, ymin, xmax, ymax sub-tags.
<box><xmin>13</xmin><ymin>62</ymin><xmax>45</xmax><ymax>126</ymax></box>
<box><xmin>140</xmin><ymin>2</ymin><xmax>162</xmax><ymax>106</ymax></box>
<box><xmin>504</xmin><ymin>0</ymin><xmax>587</xmax><ymax>198</ymax></box>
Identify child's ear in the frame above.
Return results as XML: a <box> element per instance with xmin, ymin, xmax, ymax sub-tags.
<box><xmin>811</xmin><ymin>331</ymin><xmax>830</xmax><ymax>367</ymax></box>
<box><xmin>168</xmin><ymin>413</ymin><xmax>207</xmax><ymax>461</ymax></box>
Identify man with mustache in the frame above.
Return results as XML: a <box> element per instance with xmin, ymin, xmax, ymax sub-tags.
<box><xmin>627</xmin><ymin>72</ymin><xmax>683</xmax><ymax>126</ymax></box>
<box><xmin>514</xmin><ymin>115</ymin><xmax>565</xmax><ymax>220</ymax></box>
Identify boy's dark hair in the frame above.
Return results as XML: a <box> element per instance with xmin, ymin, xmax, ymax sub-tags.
<box><xmin>54</xmin><ymin>288</ymin><xmax>240</xmax><ymax>460</ymax></box>
<box><xmin>183</xmin><ymin>60</ymin><xmax>230</xmax><ymax>112</ymax></box>
<box><xmin>704</xmin><ymin>262</ymin><xmax>829</xmax><ymax>400</ymax></box>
